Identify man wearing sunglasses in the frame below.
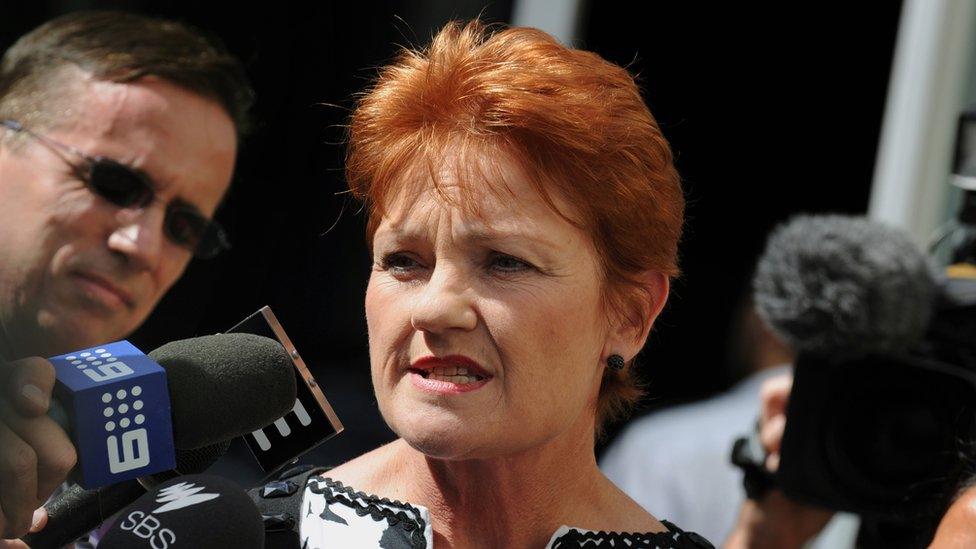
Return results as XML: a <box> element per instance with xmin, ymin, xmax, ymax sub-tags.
<box><xmin>0</xmin><ymin>11</ymin><xmax>253</xmax><ymax>543</ymax></box>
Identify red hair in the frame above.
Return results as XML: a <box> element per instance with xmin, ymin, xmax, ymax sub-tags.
<box><xmin>346</xmin><ymin>20</ymin><xmax>684</xmax><ymax>429</ymax></box>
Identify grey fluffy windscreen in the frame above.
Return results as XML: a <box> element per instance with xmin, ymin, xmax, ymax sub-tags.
<box><xmin>753</xmin><ymin>214</ymin><xmax>936</xmax><ymax>354</ymax></box>
<box><xmin>149</xmin><ymin>333</ymin><xmax>297</xmax><ymax>450</ymax></box>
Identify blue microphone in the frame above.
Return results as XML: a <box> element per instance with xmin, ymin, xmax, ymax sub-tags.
<box><xmin>49</xmin><ymin>340</ymin><xmax>175</xmax><ymax>488</ymax></box>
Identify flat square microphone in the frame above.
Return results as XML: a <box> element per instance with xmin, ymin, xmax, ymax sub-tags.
<box><xmin>226</xmin><ymin>306</ymin><xmax>344</xmax><ymax>476</ymax></box>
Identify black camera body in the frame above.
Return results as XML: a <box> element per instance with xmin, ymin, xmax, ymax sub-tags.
<box><xmin>777</xmin><ymin>277</ymin><xmax>976</xmax><ymax>522</ymax></box>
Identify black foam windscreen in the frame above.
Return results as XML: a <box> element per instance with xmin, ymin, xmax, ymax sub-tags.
<box><xmin>175</xmin><ymin>439</ymin><xmax>232</xmax><ymax>474</ymax></box>
<box><xmin>149</xmin><ymin>333</ymin><xmax>297</xmax><ymax>449</ymax></box>
<box><xmin>98</xmin><ymin>474</ymin><xmax>264</xmax><ymax>549</ymax></box>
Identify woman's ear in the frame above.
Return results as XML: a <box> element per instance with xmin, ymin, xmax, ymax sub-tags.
<box><xmin>605</xmin><ymin>271</ymin><xmax>670</xmax><ymax>358</ymax></box>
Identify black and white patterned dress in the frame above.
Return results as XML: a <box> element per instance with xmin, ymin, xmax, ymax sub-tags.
<box><xmin>250</xmin><ymin>466</ymin><xmax>714</xmax><ymax>549</ymax></box>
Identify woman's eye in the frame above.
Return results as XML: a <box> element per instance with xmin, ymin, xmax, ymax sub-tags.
<box><xmin>489</xmin><ymin>253</ymin><xmax>533</xmax><ymax>273</ymax></box>
<box><xmin>380</xmin><ymin>252</ymin><xmax>421</xmax><ymax>274</ymax></box>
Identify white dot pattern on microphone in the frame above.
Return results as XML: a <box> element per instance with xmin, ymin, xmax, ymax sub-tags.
<box><xmin>101</xmin><ymin>379</ymin><xmax>149</xmax><ymax>462</ymax></box>
<box><xmin>73</xmin><ymin>348</ymin><xmax>129</xmax><ymax>382</ymax></box>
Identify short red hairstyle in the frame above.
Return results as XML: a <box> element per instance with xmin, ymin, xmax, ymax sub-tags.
<box><xmin>346</xmin><ymin>20</ymin><xmax>684</xmax><ymax>429</ymax></box>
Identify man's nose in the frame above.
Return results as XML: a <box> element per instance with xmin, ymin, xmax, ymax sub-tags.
<box><xmin>106</xmin><ymin>206</ymin><xmax>167</xmax><ymax>271</ymax></box>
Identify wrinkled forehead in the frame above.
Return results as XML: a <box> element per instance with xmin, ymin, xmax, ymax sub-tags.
<box><xmin>369</xmin><ymin>141</ymin><xmax>583</xmax><ymax>239</ymax></box>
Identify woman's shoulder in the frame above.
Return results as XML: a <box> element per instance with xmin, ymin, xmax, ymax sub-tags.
<box><xmin>554</xmin><ymin>479</ymin><xmax>714</xmax><ymax>548</ymax></box>
<box><xmin>300</xmin><ymin>471</ymin><xmax>433</xmax><ymax>549</ymax></box>
<box><xmin>325</xmin><ymin>439</ymin><xmax>411</xmax><ymax>496</ymax></box>
<box><xmin>299</xmin><ymin>476</ymin><xmax>714</xmax><ymax>549</ymax></box>
<box><xmin>549</xmin><ymin>522</ymin><xmax>715</xmax><ymax>549</ymax></box>
<box><xmin>290</xmin><ymin>471</ymin><xmax>714</xmax><ymax>549</ymax></box>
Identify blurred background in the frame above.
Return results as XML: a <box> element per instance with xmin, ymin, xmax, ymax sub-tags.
<box><xmin>6</xmin><ymin>0</ymin><xmax>968</xmax><ymax>472</ymax></box>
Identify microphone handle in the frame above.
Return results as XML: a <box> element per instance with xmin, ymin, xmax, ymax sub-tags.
<box><xmin>21</xmin><ymin>438</ymin><xmax>231</xmax><ymax>548</ymax></box>
<box><xmin>21</xmin><ymin>480</ymin><xmax>144</xmax><ymax>549</ymax></box>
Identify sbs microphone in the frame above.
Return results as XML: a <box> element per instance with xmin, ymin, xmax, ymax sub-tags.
<box><xmin>23</xmin><ymin>440</ymin><xmax>230</xmax><ymax>549</ymax></box>
<box><xmin>98</xmin><ymin>474</ymin><xmax>264</xmax><ymax>549</ymax></box>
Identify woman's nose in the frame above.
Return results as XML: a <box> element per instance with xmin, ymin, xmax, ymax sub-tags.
<box><xmin>410</xmin><ymin>263</ymin><xmax>478</xmax><ymax>334</ymax></box>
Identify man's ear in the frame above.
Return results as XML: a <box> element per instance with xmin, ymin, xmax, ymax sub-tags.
<box><xmin>605</xmin><ymin>271</ymin><xmax>670</xmax><ymax>358</ymax></box>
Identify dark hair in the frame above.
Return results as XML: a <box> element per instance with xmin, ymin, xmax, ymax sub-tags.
<box><xmin>0</xmin><ymin>10</ymin><xmax>253</xmax><ymax>136</ymax></box>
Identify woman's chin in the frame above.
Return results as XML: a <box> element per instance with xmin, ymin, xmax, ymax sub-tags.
<box><xmin>394</xmin><ymin>417</ymin><xmax>479</xmax><ymax>458</ymax></box>
<box><xmin>396</xmin><ymin>420</ymin><xmax>547</xmax><ymax>462</ymax></box>
<box><xmin>404</xmin><ymin>435</ymin><xmax>474</xmax><ymax>460</ymax></box>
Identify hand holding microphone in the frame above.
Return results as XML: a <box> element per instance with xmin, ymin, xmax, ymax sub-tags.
<box><xmin>0</xmin><ymin>357</ymin><xmax>75</xmax><ymax>540</ymax></box>
<box><xmin>5</xmin><ymin>333</ymin><xmax>297</xmax><ymax>548</ymax></box>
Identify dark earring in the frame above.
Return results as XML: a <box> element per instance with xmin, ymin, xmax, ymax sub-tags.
<box><xmin>607</xmin><ymin>354</ymin><xmax>625</xmax><ymax>372</ymax></box>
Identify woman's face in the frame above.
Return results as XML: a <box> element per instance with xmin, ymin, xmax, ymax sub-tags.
<box><xmin>365</xmin><ymin>154</ymin><xmax>614</xmax><ymax>460</ymax></box>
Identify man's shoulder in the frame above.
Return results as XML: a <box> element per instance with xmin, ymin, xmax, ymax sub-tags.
<box><xmin>601</xmin><ymin>372</ymin><xmax>782</xmax><ymax>474</ymax></box>
<box><xmin>618</xmin><ymin>391</ymin><xmax>755</xmax><ymax>443</ymax></box>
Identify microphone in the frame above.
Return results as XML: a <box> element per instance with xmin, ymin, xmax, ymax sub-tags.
<box><xmin>752</xmin><ymin>214</ymin><xmax>936</xmax><ymax>354</ymax></box>
<box><xmin>47</xmin><ymin>333</ymin><xmax>298</xmax><ymax>488</ymax></box>
<box><xmin>97</xmin><ymin>474</ymin><xmax>264</xmax><ymax>549</ymax></box>
<box><xmin>748</xmin><ymin>215</ymin><xmax>969</xmax><ymax>520</ymax></box>
<box><xmin>148</xmin><ymin>333</ymin><xmax>298</xmax><ymax>450</ymax></box>
<box><xmin>24</xmin><ymin>333</ymin><xmax>297</xmax><ymax>548</ymax></box>
<box><xmin>24</xmin><ymin>441</ymin><xmax>230</xmax><ymax>549</ymax></box>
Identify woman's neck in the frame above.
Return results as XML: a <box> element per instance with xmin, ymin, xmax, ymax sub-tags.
<box><xmin>382</xmin><ymin>419</ymin><xmax>608</xmax><ymax>547</ymax></box>
<box><xmin>327</xmin><ymin>410</ymin><xmax>663</xmax><ymax>547</ymax></box>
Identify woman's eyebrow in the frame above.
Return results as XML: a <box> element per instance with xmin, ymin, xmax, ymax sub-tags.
<box><xmin>463</xmin><ymin>228</ymin><xmax>563</xmax><ymax>250</ymax></box>
<box><xmin>375</xmin><ymin>224</ymin><xmax>566</xmax><ymax>251</ymax></box>
<box><xmin>373</xmin><ymin>226</ymin><xmax>425</xmax><ymax>245</ymax></box>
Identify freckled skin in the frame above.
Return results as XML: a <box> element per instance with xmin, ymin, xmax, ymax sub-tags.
<box><xmin>0</xmin><ymin>73</ymin><xmax>236</xmax><ymax>357</ymax></box>
<box><xmin>366</xmin><ymin>153</ymin><xmax>610</xmax><ymax>460</ymax></box>
<box><xmin>332</xmin><ymin>151</ymin><xmax>671</xmax><ymax>547</ymax></box>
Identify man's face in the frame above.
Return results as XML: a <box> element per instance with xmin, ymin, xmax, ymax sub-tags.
<box><xmin>0</xmin><ymin>73</ymin><xmax>237</xmax><ymax>357</ymax></box>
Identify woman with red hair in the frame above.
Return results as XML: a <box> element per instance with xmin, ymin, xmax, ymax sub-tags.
<box><xmin>296</xmin><ymin>20</ymin><xmax>708</xmax><ymax>548</ymax></box>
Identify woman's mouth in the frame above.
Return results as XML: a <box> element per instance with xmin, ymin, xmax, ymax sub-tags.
<box><xmin>407</xmin><ymin>355</ymin><xmax>492</xmax><ymax>394</ymax></box>
<box><xmin>411</xmin><ymin>365</ymin><xmax>486</xmax><ymax>384</ymax></box>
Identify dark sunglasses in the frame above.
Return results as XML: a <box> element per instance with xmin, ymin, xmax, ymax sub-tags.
<box><xmin>1</xmin><ymin>119</ymin><xmax>230</xmax><ymax>259</ymax></box>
